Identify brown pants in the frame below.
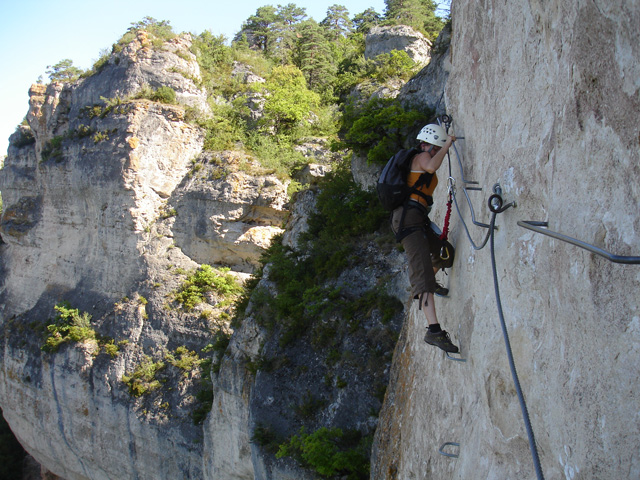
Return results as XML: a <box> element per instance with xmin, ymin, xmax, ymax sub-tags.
<box><xmin>392</xmin><ymin>204</ymin><xmax>451</xmax><ymax>298</ymax></box>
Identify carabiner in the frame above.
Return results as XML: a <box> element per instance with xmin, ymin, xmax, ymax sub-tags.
<box><xmin>447</xmin><ymin>176</ymin><xmax>456</xmax><ymax>195</ymax></box>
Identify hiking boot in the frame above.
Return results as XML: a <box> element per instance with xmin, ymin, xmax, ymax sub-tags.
<box><xmin>434</xmin><ymin>283</ymin><xmax>449</xmax><ymax>297</ymax></box>
<box><xmin>424</xmin><ymin>329</ymin><xmax>459</xmax><ymax>353</ymax></box>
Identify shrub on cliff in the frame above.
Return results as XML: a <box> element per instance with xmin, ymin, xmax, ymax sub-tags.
<box><xmin>174</xmin><ymin>265</ymin><xmax>243</xmax><ymax>311</ymax></box>
<box><xmin>41</xmin><ymin>302</ymin><xmax>96</xmax><ymax>352</ymax></box>
<box><xmin>134</xmin><ymin>85</ymin><xmax>177</xmax><ymax>104</ymax></box>
<box><xmin>250</xmin><ymin>163</ymin><xmax>392</xmax><ymax>345</ymax></box>
<box><xmin>46</xmin><ymin>59</ymin><xmax>84</xmax><ymax>83</ymax></box>
<box><xmin>276</xmin><ymin>427</ymin><xmax>370</xmax><ymax>479</ymax></box>
<box><xmin>338</xmin><ymin>96</ymin><xmax>432</xmax><ymax>164</ymax></box>
<box><xmin>114</xmin><ymin>17</ymin><xmax>176</xmax><ymax>52</ymax></box>
<box><xmin>121</xmin><ymin>355</ymin><xmax>166</xmax><ymax>396</ymax></box>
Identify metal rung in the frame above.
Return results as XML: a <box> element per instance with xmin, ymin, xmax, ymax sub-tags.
<box><xmin>439</xmin><ymin>442</ymin><xmax>460</xmax><ymax>458</ymax></box>
<box><xmin>465</xmin><ymin>186</ymin><xmax>483</xmax><ymax>191</ymax></box>
<box><xmin>518</xmin><ymin>221</ymin><xmax>640</xmax><ymax>265</ymax></box>
<box><xmin>445</xmin><ymin>351</ymin><xmax>467</xmax><ymax>362</ymax></box>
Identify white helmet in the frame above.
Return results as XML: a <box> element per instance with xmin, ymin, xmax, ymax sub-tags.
<box><xmin>416</xmin><ymin>124</ymin><xmax>447</xmax><ymax>146</ymax></box>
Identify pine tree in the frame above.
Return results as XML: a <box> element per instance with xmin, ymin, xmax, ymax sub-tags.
<box><xmin>241</xmin><ymin>6</ymin><xmax>278</xmax><ymax>51</ymax></box>
<box><xmin>295</xmin><ymin>20</ymin><xmax>336</xmax><ymax>96</ymax></box>
<box><xmin>420</xmin><ymin>0</ymin><xmax>445</xmax><ymax>40</ymax></box>
<box><xmin>352</xmin><ymin>8</ymin><xmax>382</xmax><ymax>33</ymax></box>
<box><xmin>46</xmin><ymin>59</ymin><xmax>83</xmax><ymax>82</ymax></box>
<box><xmin>269</xmin><ymin>4</ymin><xmax>308</xmax><ymax>64</ymax></box>
<box><xmin>277</xmin><ymin>3</ymin><xmax>307</xmax><ymax>26</ymax></box>
<box><xmin>320</xmin><ymin>5</ymin><xmax>353</xmax><ymax>40</ymax></box>
<box><xmin>384</xmin><ymin>0</ymin><xmax>426</xmax><ymax>31</ymax></box>
<box><xmin>383</xmin><ymin>0</ymin><xmax>443</xmax><ymax>41</ymax></box>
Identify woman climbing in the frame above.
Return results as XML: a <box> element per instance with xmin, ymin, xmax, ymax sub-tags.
<box><xmin>392</xmin><ymin>123</ymin><xmax>458</xmax><ymax>353</ymax></box>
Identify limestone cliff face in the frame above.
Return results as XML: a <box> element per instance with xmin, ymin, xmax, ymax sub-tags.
<box><xmin>365</xmin><ymin>25</ymin><xmax>432</xmax><ymax>66</ymax></box>
<box><xmin>0</xmin><ymin>33</ymin><xmax>288</xmax><ymax>480</ymax></box>
<box><xmin>373</xmin><ymin>1</ymin><xmax>640</xmax><ymax>479</ymax></box>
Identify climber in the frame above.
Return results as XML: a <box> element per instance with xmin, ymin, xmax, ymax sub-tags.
<box><xmin>391</xmin><ymin>123</ymin><xmax>459</xmax><ymax>353</ymax></box>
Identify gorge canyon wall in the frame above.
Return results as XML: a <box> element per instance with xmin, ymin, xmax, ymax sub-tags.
<box><xmin>0</xmin><ymin>1</ymin><xmax>638</xmax><ymax>479</ymax></box>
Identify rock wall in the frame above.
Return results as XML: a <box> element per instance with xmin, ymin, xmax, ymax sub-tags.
<box><xmin>0</xmin><ymin>33</ymin><xmax>288</xmax><ymax>480</ymax></box>
<box><xmin>365</xmin><ymin>25</ymin><xmax>432</xmax><ymax>65</ymax></box>
<box><xmin>373</xmin><ymin>1</ymin><xmax>640</xmax><ymax>479</ymax></box>
<box><xmin>399</xmin><ymin>22</ymin><xmax>451</xmax><ymax>116</ymax></box>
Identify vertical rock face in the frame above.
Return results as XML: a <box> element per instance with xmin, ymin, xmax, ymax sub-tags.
<box><xmin>373</xmin><ymin>1</ymin><xmax>640</xmax><ymax>479</ymax></box>
<box><xmin>0</xmin><ymin>33</ymin><xmax>288</xmax><ymax>480</ymax></box>
<box><xmin>399</xmin><ymin>22</ymin><xmax>451</xmax><ymax>115</ymax></box>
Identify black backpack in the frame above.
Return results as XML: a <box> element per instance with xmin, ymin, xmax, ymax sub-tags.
<box><xmin>377</xmin><ymin>148</ymin><xmax>433</xmax><ymax>210</ymax></box>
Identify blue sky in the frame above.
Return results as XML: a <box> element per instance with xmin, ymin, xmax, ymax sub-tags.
<box><xmin>0</xmin><ymin>0</ymin><xmax>446</xmax><ymax>157</ymax></box>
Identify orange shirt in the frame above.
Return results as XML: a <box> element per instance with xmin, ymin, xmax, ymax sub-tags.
<box><xmin>407</xmin><ymin>171</ymin><xmax>438</xmax><ymax>208</ymax></box>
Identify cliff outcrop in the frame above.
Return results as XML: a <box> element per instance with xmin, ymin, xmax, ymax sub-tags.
<box><xmin>372</xmin><ymin>1</ymin><xmax>640</xmax><ymax>479</ymax></box>
<box><xmin>399</xmin><ymin>22</ymin><xmax>451</xmax><ymax>116</ymax></box>
<box><xmin>0</xmin><ymin>32</ymin><xmax>288</xmax><ymax>479</ymax></box>
<box><xmin>365</xmin><ymin>25</ymin><xmax>432</xmax><ymax>66</ymax></box>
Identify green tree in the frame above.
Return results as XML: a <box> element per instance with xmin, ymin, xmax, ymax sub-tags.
<box><xmin>320</xmin><ymin>5</ymin><xmax>353</xmax><ymax>40</ymax></box>
<box><xmin>191</xmin><ymin>31</ymin><xmax>232</xmax><ymax>92</ymax></box>
<box><xmin>276</xmin><ymin>427</ymin><xmax>370</xmax><ymax>478</ymax></box>
<box><xmin>192</xmin><ymin>31</ymin><xmax>230</xmax><ymax>73</ymax></box>
<box><xmin>128</xmin><ymin>16</ymin><xmax>174</xmax><ymax>39</ymax></box>
<box><xmin>420</xmin><ymin>0</ymin><xmax>446</xmax><ymax>40</ymax></box>
<box><xmin>260</xmin><ymin>65</ymin><xmax>320</xmax><ymax>135</ymax></box>
<box><xmin>352</xmin><ymin>7</ymin><xmax>382</xmax><ymax>33</ymax></box>
<box><xmin>295</xmin><ymin>20</ymin><xmax>336</xmax><ymax>96</ymax></box>
<box><xmin>268</xmin><ymin>4</ymin><xmax>307</xmax><ymax>64</ymax></box>
<box><xmin>384</xmin><ymin>0</ymin><xmax>443</xmax><ymax>41</ymax></box>
<box><xmin>113</xmin><ymin>17</ymin><xmax>175</xmax><ymax>51</ymax></box>
<box><xmin>372</xmin><ymin>49</ymin><xmax>416</xmax><ymax>82</ymax></box>
<box><xmin>276</xmin><ymin>3</ymin><xmax>307</xmax><ymax>26</ymax></box>
<box><xmin>241</xmin><ymin>5</ymin><xmax>278</xmax><ymax>51</ymax></box>
<box><xmin>341</xmin><ymin>96</ymin><xmax>431</xmax><ymax>164</ymax></box>
<box><xmin>46</xmin><ymin>59</ymin><xmax>83</xmax><ymax>82</ymax></box>
<box><xmin>270</xmin><ymin>4</ymin><xmax>308</xmax><ymax>64</ymax></box>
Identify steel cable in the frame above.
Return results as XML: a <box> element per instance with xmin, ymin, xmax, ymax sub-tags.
<box><xmin>489</xmin><ymin>203</ymin><xmax>545</xmax><ymax>480</ymax></box>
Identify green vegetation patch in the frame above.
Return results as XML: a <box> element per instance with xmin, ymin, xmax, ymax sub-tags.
<box><xmin>276</xmin><ymin>427</ymin><xmax>371</xmax><ymax>479</ymax></box>
<box><xmin>121</xmin><ymin>355</ymin><xmax>166</xmax><ymax>397</ymax></box>
<box><xmin>165</xmin><ymin>346</ymin><xmax>202</xmax><ymax>376</ymax></box>
<box><xmin>338</xmin><ymin>96</ymin><xmax>432</xmax><ymax>165</ymax></box>
<box><xmin>113</xmin><ymin>17</ymin><xmax>176</xmax><ymax>53</ymax></box>
<box><xmin>248</xmin><ymin>163</ymin><xmax>392</xmax><ymax>346</ymax></box>
<box><xmin>134</xmin><ymin>85</ymin><xmax>177</xmax><ymax>104</ymax></box>
<box><xmin>173</xmin><ymin>264</ymin><xmax>244</xmax><ymax>311</ymax></box>
<box><xmin>42</xmin><ymin>302</ymin><xmax>97</xmax><ymax>353</ymax></box>
<box><xmin>40</xmin><ymin>135</ymin><xmax>65</xmax><ymax>162</ymax></box>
